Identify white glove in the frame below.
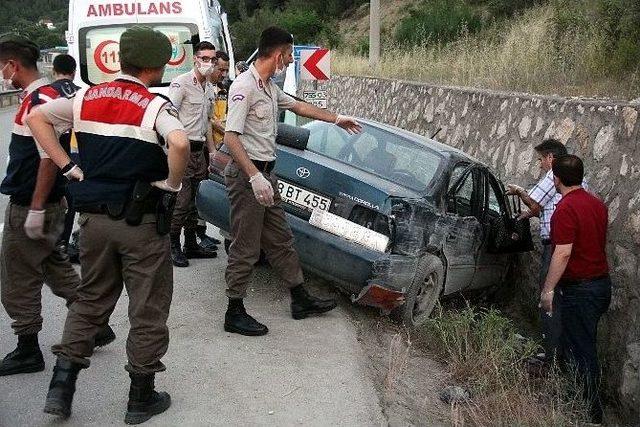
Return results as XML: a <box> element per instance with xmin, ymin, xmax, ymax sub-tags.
<box><xmin>249</xmin><ymin>173</ymin><xmax>274</xmax><ymax>207</ymax></box>
<box><xmin>24</xmin><ymin>209</ymin><xmax>46</xmax><ymax>240</ymax></box>
<box><xmin>63</xmin><ymin>165</ymin><xmax>84</xmax><ymax>181</ymax></box>
<box><xmin>506</xmin><ymin>184</ymin><xmax>525</xmax><ymax>196</ymax></box>
<box><xmin>334</xmin><ymin>114</ymin><xmax>362</xmax><ymax>135</ymax></box>
<box><xmin>151</xmin><ymin>180</ymin><xmax>182</xmax><ymax>193</ymax></box>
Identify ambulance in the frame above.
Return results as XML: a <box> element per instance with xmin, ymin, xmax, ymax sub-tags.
<box><xmin>66</xmin><ymin>0</ymin><xmax>235</xmax><ymax>92</ymax></box>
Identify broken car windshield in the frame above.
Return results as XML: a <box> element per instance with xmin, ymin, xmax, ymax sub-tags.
<box><xmin>304</xmin><ymin>121</ymin><xmax>444</xmax><ymax>191</ymax></box>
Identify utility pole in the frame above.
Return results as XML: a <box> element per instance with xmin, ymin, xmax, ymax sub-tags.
<box><xmin>369</xmin><ymin>0</ymin><xmax>380</xmax><ymax>67</ymax></box>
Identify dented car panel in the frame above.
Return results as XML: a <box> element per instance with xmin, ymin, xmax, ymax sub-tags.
<box><xmin>196</xmin><ymin>118</ymin><xmax>531</xmax><ymax>314</ymax></box>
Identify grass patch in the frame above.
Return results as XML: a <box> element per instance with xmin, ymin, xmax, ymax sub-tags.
<box><xmin>333</xmin><ymin>5</ymin><xmax>640</xmax><ymax>99</ymax></box>
<box><xmin>421</xmin><ymin>304</ymin><xmax>589</xmax><ymax>426</ymax></box>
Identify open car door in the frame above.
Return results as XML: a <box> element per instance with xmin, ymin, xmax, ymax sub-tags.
<box><xmin>486</xmin><ymin>178</ymin><xmax>534</xmax><ymax>254</ymax></box>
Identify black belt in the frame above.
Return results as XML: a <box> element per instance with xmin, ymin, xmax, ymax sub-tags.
<box><xmin>190</xmin><ymin>140</ymin><xmax>204</xmax><ymax>151</ymax></box>
<box><xmin>252</xmin><ymin>160</ymin><xmax>275</xmax><ymax>174</ymax></box>
<box><xmin>541</xmin><ymin>238</ymin><xmax>552</xmax><ymax>246</ymax></box>
<box><xmin>559</xmin><ymin>274</ymin><xmax>609</xmax><ymax>287</ymax></box>
<box><xmin>77</xmin><ymin>201</ymin><xmax>157</xmax><ymax>216</ymax></box>
<box><xmin>10</xmin><ymin>195</ymin><xmax>63</xmax><ymax>207</ymax></box>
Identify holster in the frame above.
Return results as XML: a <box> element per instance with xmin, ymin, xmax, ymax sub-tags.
<box><xmin>155</xmin><ymin>191</ymin><xmax>177</xmax><ymax>236</ymax></box>
<box><xmin>125</xmin><ymin>181</ymin><xmax>155</xmax><ymax>226</ymax></box>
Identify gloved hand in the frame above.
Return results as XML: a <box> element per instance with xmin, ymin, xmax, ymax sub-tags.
<box><xmin>334</xmin><ymin>115</ymin><xmax>362</xmax><ymax>135</ymax></box>
<box><xmin>506</xmin><ymin>184</ymin><xmax>525</xmax><ymax>196</ymax></box>
<box><xmin>24</xmin><ymin>209</ymin><xmax>46</xmax><ymax>240</ymax></box>
<box><xmin>64</xmin><ymin>165</ymin><xmax>84</xmax><ymax>181</ymax></box>
<box><xmin>249</xmin><ymin>172</ymin><xmax>274</xmax><ymax>207</ymax></box>
<box><xmin>151</xmin><ymin>180</ymin><xmax>182</xmax><ymax>193</ymax></box>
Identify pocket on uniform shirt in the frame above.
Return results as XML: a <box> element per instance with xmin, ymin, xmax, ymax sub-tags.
<box><xmin>254</xmin><ymin>103</ymin><xmax>272</xmax><ymax>132</ymax></box>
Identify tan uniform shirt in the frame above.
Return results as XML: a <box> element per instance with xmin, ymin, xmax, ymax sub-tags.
<box><xmin>225</xmin><ymin>64</ymin><xmax>296</xmax><ymax>161</ymax></box>
<box><xmin>169</xmin><ymin>70</ymin><xmax>214</xmax><ymax>142</ymax></box>
<box><xmin>38</xmin><ymin>74</ymin><xmax>183</xmax><ymax>141</ymax></box>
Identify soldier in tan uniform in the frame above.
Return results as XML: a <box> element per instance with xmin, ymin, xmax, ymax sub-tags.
<box><xmin>223</xmin><ymin>27</ymin><xmax>361</xmax><ymax>336</ymax></box>
<box><xmin>168</xmin><ymin>41</ymin><xmax>218</xmax><ymax>267</ymax></box>
<box><xmin>27</xmin><ymin>26</ymin><xmax>190</xmax><ymax>424</ymax></box>
<box><xmin>0</xmin><ymin>34</ymin><xmax>114</xmax><ymax>378</ymax></box>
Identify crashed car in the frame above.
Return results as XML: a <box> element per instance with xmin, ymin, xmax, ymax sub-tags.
<box><xmin>196</xmin><ymin>118</ymin><xmax>532</xmax><ymax>326</ymax></box>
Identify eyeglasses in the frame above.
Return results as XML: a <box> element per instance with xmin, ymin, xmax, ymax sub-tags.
<box><xmin>196</xmin><ymin>56</ymin><xmax>215</xmax><ymax>63</ymax></box>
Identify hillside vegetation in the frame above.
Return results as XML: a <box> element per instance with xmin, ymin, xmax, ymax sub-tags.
<box><xmin>0</xmin><ymin>0</ymin><xmax>67</xmax><ymax>48</ymax></box>
<box><xmin>227</xmin><ymin>0</ymin><xmax>640</xmax><ymax>99</ymax></box>
<box><xmin>1</xmin><ymin>0</ymin><xmax>638</xmax><ymax>98</ymax></box>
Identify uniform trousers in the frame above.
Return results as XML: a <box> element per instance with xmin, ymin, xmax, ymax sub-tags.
<box><xmin>1</xmin><ymin>201</ymin><xmax>78</xmax><ymax>335</ymax></box>
<box><xmin>170</xmin><ymin>145</ymin><xmax>208</xmax><ymax>236</ymax></box>
<box><xmin>224</xmin><ymin>161</ymin><xmax>304</xmax><ymax>299</ymax></box>
<box><xmin>52</xmin><ymin>213</ymin><xmax>173</xmax><ymax>374</ymax></box>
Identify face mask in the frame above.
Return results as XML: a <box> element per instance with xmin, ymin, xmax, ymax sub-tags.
<box><xmin>197</xmin><ymin>61</ymin><xmax>214</xmax><ymax>77</ymax></box>
<box><xmin>274</xmin><ymin>56</ymin><xmax>287</xmax><ymax>78</ymax></box>
<box><xmin>1</xmin><ymin>62</ymin><xmax>16</xmax><ymax>90</ymax></box>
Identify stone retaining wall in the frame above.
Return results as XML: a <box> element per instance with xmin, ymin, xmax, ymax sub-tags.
<box><xmin>301</xmin><ymin>76</ymin><xmax>640</xmax><ymax>422</ymax></box>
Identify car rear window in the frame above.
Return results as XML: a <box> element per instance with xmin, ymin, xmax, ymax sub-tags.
<box><xmin>304</xmin><ymin>121</ymin><xmax>444</xmax><ymax>192</ymax></box>
<box><xmin>79</xmin><ymin>23</ymin><xmax>198</xmax><ymax>86</ymax></box>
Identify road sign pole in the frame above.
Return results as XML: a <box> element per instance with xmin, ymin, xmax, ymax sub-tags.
<box><xmin>369</xmin><ymin>0</ymin><xmax>381</xmax><ymax>67</ymax></box>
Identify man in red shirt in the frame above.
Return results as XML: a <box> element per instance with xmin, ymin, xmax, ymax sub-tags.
<box><xmin>540</xmin><ymin>154</ymin><xmax>611</xmax><ymax>424</ymax></box>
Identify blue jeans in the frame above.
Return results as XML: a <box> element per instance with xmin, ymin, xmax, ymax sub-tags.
<box><xmin>559</xmin><ymin>277</ymin><xmax>612</xmax><ymax>423</ymax></box>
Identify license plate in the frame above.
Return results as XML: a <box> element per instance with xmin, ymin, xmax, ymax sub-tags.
<box><xmin>277</xmin><ymin>180</ymin><xmax>331</xmax><ymax>212</ymax></box>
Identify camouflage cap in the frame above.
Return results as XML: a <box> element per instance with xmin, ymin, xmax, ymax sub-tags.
<box><xmin>119</xmin><ymin>26</ymin><xmax>172</xmax><ymax>69</ymax></box>
<box><xmin>0</xmin><ymin>33</ymin><xmax>40</xmax><ymax>60</ymax></box>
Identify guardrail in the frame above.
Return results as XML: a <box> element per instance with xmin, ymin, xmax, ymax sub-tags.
<box><xmin>0</xmin><ymin>90</ymin><xmax>21</xmax><ymax>108</ymax></box>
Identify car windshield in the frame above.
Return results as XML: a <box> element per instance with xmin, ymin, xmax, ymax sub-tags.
<box><xmin>304</xmin><ymin>121</ymin><xmax>444</xmax><ymax>191</ymax></box>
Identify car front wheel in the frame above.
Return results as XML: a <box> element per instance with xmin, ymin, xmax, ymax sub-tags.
<box><xmin>396</xmin><ymin>254</ymin><xmax>445</xmax><ymax>327</ymax></box>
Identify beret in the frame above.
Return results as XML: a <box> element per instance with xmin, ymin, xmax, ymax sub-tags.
<box><xmin>119</xmin><ymin>26</ymin><xmax>172</xmax><ymax>68</ymax></box>
<box><xmin>0</xmin><ymin>33</ymin><xmax>40</xmax><ymax>60</ymax></box>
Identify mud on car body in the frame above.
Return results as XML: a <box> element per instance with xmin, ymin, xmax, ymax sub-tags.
<box><xmin>197</xmin><ymin>118</ymin><xmax>532</xmax><ymax>326</ymax></box>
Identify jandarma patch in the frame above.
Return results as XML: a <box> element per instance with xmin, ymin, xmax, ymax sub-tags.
<box><xmin>232</xmin><ymin>94</ymin><xmax>246</xmax><ymax>102</ymax></box>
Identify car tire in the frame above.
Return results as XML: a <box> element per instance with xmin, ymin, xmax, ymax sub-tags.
<box><xmin>396</xmin><ymin>254</ymin><xmax>445</xmax><ymax>327</ymax></box>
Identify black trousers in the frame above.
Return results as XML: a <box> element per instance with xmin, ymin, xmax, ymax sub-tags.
<box><xmin>559</xmin><ymin>277</ymin><xmax>612</xmax><ymax>423</ymax></box>
<box><xmin>539</xmin><ymin>242</ymin><xmax>562</xmax><ymax>359</ymax></box>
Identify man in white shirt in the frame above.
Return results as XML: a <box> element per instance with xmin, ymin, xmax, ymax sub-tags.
<box><xmin>507</xmin><ymin>138</ymin><xmax>587</xmax><ymax>360</ymax></box>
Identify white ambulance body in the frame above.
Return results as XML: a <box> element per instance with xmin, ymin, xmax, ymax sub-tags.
<box><xmin>67</xmin><ymin>0</ymin><xmax>234</xmax><ymax>93</ymax></box>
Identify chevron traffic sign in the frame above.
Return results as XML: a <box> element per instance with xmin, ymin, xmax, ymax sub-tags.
<box><xmin>300</xmin><ymin>48</ymin><xmax>330</xmax><ymax>81</ymax></box>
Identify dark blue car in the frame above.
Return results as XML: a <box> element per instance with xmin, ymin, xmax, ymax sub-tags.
<box><xmin>197</xmin><ymin>118</ymin><xmax>532</xmax><ymax>326</ymax></box>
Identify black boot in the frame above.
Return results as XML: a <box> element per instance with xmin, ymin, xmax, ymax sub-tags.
<box><xmin>0</xmin><ymin>334</ymin><xmax>45</xmax><ymax>376</ymax></box>
<box><xmin>94</xmin><ymin>324</ymin><xmax>116</xmax><ymax>348</ymax></box>
<box><xmin>124</xmin><ymin>373</ymin><xmax>171</xmax><ymax>425</ymax></box>
<box><xmin>183</xmin><ymin>230</ymin><xmax>217</xmax><ymax>259</ymax></box>
<box><xmin>43</xmin><ymin>358</ymin><xmax>82</xmax><ymax>418</ymax></box>
<box><xmin>290</xmin><ymin>285</ymin><xmax>337</xmax><ymax>320</ymax></box>
<box><xmin>170</xmin><ymin>234</ymin><xmax>189</xmax><ymax>267</ymax></box>
<box><xmin>196</xmin><ymin>224</ymin><xmax>221</xmax><ymax>249</ymax></box>
<box><xmin>224</xmin><ymin>299</ymin><xmax>268</xmax><ymax>336</ymax></box>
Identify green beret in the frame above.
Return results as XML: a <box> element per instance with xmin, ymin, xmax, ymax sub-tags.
<box><xmin>0</xmin><ymin>33</ymin><xmax>40</xmax><ymax>59</ymax></box>
<box><xmin>119</xmin><ymin>26</ymin><xmax>172</xmax><ymax>69</ymax></box>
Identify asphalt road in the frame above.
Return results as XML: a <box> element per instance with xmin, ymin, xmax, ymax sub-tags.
<box><xmin>0</xmin><ymin>106</ymin><xmax>386</xmax><ymax>426</ymax></box>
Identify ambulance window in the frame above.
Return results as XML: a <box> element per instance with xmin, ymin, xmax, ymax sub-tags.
<box><xmin>79</xmin><ymin>23</ymin><xmax>199</xmax><ymax>87</ymax></box>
